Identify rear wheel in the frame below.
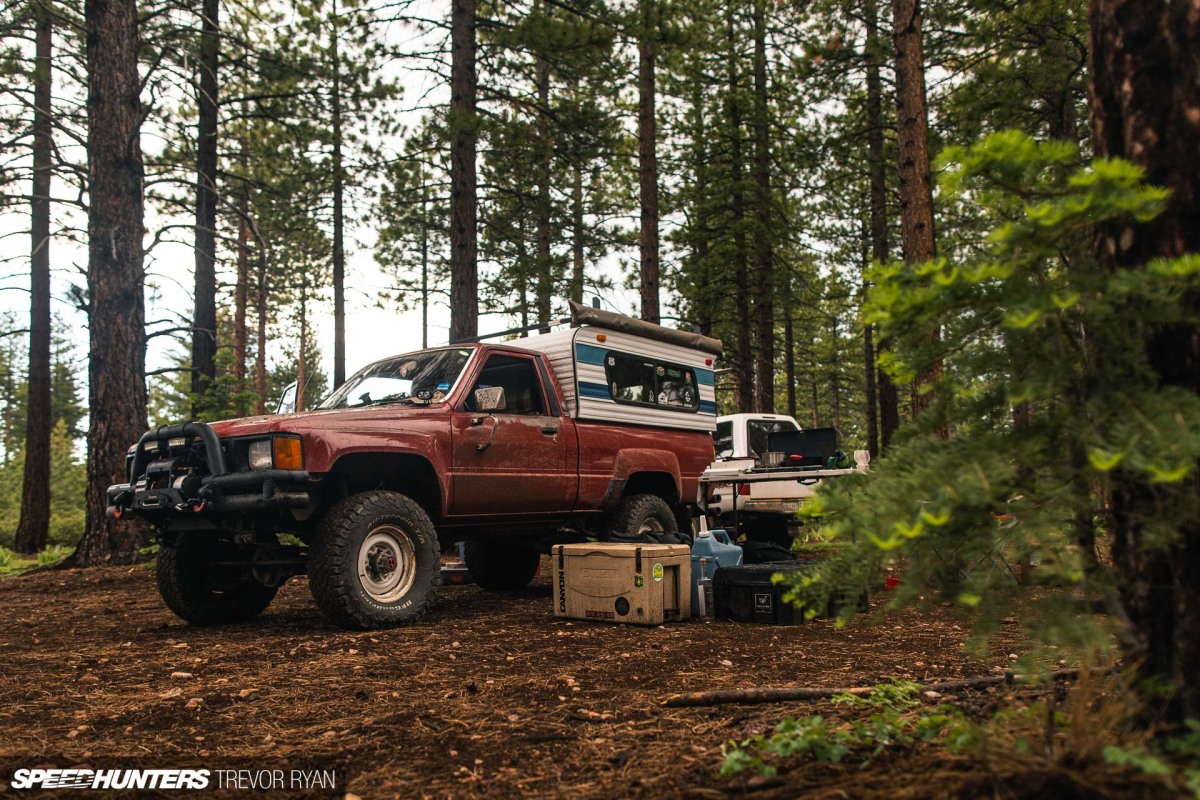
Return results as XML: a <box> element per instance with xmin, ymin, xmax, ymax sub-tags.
<box><xmin>308</xmin><ymin>491</ymin><xmax>440</xmax><ymax>630</ymax></box>
<box><xmin>463</xmin><ymin>539</ymin><xmax>541</xmax><ymax>590</ymax></box>
<box><xmin>604</xmin><ymin>493</ymin><xmax>677</xmax><ymax>537</ymax></box>
<box><xmin>156</xmin><ymin>533</ymin><xmax>278</xmax><ymax>625</ymax></box>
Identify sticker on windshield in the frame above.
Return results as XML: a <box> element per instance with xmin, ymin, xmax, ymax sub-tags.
<box><xmin>437</xmin><ymin>382</ymin><xmax>450</xmax><ymax>391</ymax></box>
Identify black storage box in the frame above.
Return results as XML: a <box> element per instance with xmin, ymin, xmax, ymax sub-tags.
<box><xmin>767</xmin><ymin>427</ymin><xmax>841</xmax><ymax>468</ymax></box>
<box><xmin>713</xmin><ymin>561</ymin><xmax>866</xmax><ymax>625</ymax></box>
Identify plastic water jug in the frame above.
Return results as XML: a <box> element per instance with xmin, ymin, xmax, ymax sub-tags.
<box><xmin>691</xmin><ymin>525</ymin><xmax>742</xmax><ymax>615</ymax></box>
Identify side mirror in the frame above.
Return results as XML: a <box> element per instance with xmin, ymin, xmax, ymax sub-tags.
<box><xmin>276</xmin><ymin>381</ymin><xmax>298</xmax><ymax>415</ymax></box>
<box><xmin>475</xmin><ymin>386</ymin><xmax>506</xmax><ymax>413</ymax></box>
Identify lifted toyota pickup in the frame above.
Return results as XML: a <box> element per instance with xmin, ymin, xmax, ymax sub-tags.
<box><xmin>108</xmin><ymin>303</ymin><xmax>720</xmax><ymax>630</ymax></box>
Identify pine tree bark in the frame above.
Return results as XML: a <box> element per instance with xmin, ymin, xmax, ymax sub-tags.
<box><xmin>14</xmin><ymin>0</ymin><xmax>53</xmax><ymax>555</ymax></box>
<box><xmin>784</xmin><ymin>307</ymin><xmax>796</xmax><ymax>419</ymax></box>
<box><xmin>331</xmin><ymin>2</ymin><xmax>346</xmax><ymax>387</ymax></box>
<box><xmin>535</xmin><ymin>50</ymin><xmax>552</xmax><ymax>333</ymax></box>
<box><xmin>750</xmin><ymin>0</ymin><xmax>774</xmax><ymax>413</ymax></box>
<box><xmin>727</xmin><ymin>6</ymin><xmax>752</xmax><ymax>413</ymax></box>
<box><xmin>891</xmin><ymin>0</ymin><xmax>940</xmax><ymax>426</ymax></box>
<box><xmin>296</xmin><ymin>285</ymin><xmax>307</xmax><ymax>413</ymax></box>
<box><xmin>232</xmin><ymin>124</ymin><xmax>249</xmax><ymax>404</ymax></box>
<box><xmin>254</xmin><ymin>253</ymin><xmax>268</xmax><ymax>414</ymax></box>
<box><xmin>74</xmin><ymin>0</ymin><xmax>148</xmax><ymax>566</ymax></box>
<box><xmin>865</xmin><ymin>0</ymin><xmax>894</xmax><ymax>454</ymax></box>
<box><xmin>638</xmin><ymin>0</ymin><xmax>660</xmax><ymax>324</ymax></box>
<box><xmin>449</xmin><ymin>0</ymin><xmax>478</xmax><ymax>343</ymax></box>
<box><xmin>570</xmin><ymin>163</ymin><xmax>585</xmax><ymax>306</ymax></box>
<box><xmin>191</xmin><ymin>0</ymin><xmax>219</xmax><ymax>417</ymax></box>
<box><xmin>1089</xmin><ymin>0</ymin><xmax>1200</xmax><ymax>720</ymax></box>
<box><xmin>420</xmin><ymin>193</ymin><xmax>430</xmax><ymax>349</ymax></box>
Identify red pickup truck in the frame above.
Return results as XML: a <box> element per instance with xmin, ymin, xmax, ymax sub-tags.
<box><xmin>107</xmin><ymin>304</ymin><xmax>721</xmax><ymax>630</ymax></box>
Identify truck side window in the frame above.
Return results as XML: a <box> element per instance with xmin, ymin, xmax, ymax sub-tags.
<box><xmin>464</xmin><ymin>354</ymin><xmax>547</xmax><ymax>415</ymax></box>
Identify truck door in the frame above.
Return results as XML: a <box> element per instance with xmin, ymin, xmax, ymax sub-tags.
<box><xmin>449</xmin><ymin>352</ymin><xmax>575</xmax><ymax>515</ymax></box>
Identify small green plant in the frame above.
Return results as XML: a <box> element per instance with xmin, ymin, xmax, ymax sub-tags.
<box><xmin>36</xmin><ymin>544</ymin><xmax>72</xmax><ymax>568</ymax></box>
<box><xmin>0</xmin><ymin>546</ymin><xmax>14</xmax><ymax>569</ymax></box>
<box><xmin>719</xmin><ymin>681</ymin><xmax>971</xmax><ymax>778</ymax></box>
<box><xmin>1103</xmin><ymin>720</ymin><xmax>1200</xmax><ymax>799</ymax></box>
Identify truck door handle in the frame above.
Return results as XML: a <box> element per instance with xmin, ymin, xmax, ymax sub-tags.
<box><xmin>541</xmin><ymin>426</ymin><xmax>558</xmax><ymax>436</ymax></box>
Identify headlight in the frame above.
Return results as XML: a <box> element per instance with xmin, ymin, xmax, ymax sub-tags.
<box><xmin>248</xmin><ymin>440</ymin><xmax>273</xmax><ymax>470</ymax></box>
<box><xmin>247</xmin><ymin>435</ymin><xmax>304</xmax><ymax>471</ymax></box>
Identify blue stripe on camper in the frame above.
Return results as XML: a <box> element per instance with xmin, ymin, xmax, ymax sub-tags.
<box><xmin>699</xmin><ymin>400</ymin><xmax>717</xmax><ymax>414</ymax></box>
<box><xmin>575</xmin><ymin>343</ymin><xmax>607</xmax><ymax>366</ymax></box>
<box><xmin>578</xmin><ymin>381</ymin><xmax>611</xmax><ymax>400</ymax></box>
<box><xmin>694</xmin><ymin>368</ymin><xmax>714</xmax><ymax>386</ymax></box>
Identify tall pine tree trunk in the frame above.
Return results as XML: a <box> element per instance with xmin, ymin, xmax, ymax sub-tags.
<box><xmin>865</xmin><ymin>0</ymin><xmax>893</xmax><ymax>455</ymax></box>
<box><xmin>232</xmin><ymin>125</ymin><xmax>249</xmax><ymax>405</ymax></box>
<box><xmin>784</xmin><ymin>307</ymin><xmax>797</xmax><ymax>419</ymax></box>
<box><xmin>191</xmin><ymin>0</ymin><xmax>219</xmax><ymax>417</ymax></box>
<box><xmin>689</xmin><ymin>80</ymin><xmax>714</xmax><ymax>337</ymax></box>
<box><xmin>570</xmin><ymin>163</ymin><xmax>584</xmax><ymax>305</ymax></box>
<box><xmin>331</xmin><ymin>2</ymin><xmax>346</xmax><ymax>387</ymax></box>
<box><xmin>535</xmin><ymin>50</ymin><xmax>552</xmax><ymax>332</ymax></box>
<box><xmin>449</xmin><ymin>0</ymin><xmax>478</xmax><ymax>342</ymax></box>
<box><xmin>254</xmin><ymin>253</ymin><xmax>268</xmax><ymax>414</ymax></box>
<box><xmin>420</xmin><ymin>193</ymin><xmax>430</xmax><ymax>348</ymax></box>
<box><xmin>74</xmin><ymin>0</ymin><xmax>148</xmax><ymax>566</ymax></box>
<box><xmin>727</xmin><ymin>6</ymin><xmax>752</xmax><ymax>412</ymax></box>
<box><xmin>1089</xmin><ymin>0</ymin><xmax>1200</xmax><ymax>720</ymax></box>
<box><xmin>750</xmin><ymin>0</ymin><xmax>774</xmax><ymax>413</ymax></box>
<box><xmin>296</xmin><ymin>285</ymin><xmax>307</xmax><ymax>413</ymax></box>
<box><xmin>15</xmin><ymin>0</ymin><xmax>53</xmax><ymax>555</ymax></box>
<box><xmin>638</xmin><ymin>0</ymin><xmax>659</xmax><ymax>323</ymax></box>
<box><xmin>891</xmin><ymin>0</ymin><xmax>940</xmax><ymax>425</ymax></box>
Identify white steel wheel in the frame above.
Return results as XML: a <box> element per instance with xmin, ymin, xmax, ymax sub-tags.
<box><xmin>357</xmin><ymin>525</ymin><xmax>417</xmax><ymax>603</ymax></box>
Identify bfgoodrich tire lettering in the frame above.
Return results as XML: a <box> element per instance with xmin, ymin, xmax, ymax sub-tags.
<box><xmin>308</xmin><ymin>491</ymin><xmax>440</xmax><ymax>630</ymax></box>
<box><xmin>156</xmin><ymin>533</ymin><xmax>278</xmax><ymax>624</ymax></box>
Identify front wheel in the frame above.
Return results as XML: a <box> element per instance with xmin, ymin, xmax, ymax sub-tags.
<box><xmin>308</xmin><ymin>491</ymin><xmax>440</xmax><ymax>630</ymax></box>
<box><xmin>156</xmin><ymin>533</ymin><xmax>278</xmax><ymax>625</ymax></box>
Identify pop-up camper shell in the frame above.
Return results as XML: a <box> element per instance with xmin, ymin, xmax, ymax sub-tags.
<box><xmin>520</xmin><ymin>302</ymin><xmax>722</xmax><ymax>432</ymax></box>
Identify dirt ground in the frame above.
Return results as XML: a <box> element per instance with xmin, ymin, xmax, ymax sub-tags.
<box><xmin>0</xmin><ymin>561</ymin><xmax>1167</xmax><ymax>799</ymax></box>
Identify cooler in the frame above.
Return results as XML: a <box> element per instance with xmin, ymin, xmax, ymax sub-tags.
<box><xmin>552</xmin><ymin>543</ymin><xmax>691</xmax><ymax>625</ymax></box>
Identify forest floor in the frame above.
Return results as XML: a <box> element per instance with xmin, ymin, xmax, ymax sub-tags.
<box><xmin>0</xmin><ymin>560</ymin><xmax>1174</xmax><ymax>799</ymax></box>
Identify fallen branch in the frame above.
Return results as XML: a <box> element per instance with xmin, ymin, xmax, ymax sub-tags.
<box><xmin>663</xmin><ymin>669</ymin><xmax>1083</xmax><ymax>708</ymax></box>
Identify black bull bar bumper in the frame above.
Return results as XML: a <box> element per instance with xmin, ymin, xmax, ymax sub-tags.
<box><xmin>106</xmin><ymin>422</ymin><xmax>310</xmax><ymax>520</ymax></box>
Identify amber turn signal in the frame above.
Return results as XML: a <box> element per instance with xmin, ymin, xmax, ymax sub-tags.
<box><xmin>272</xmin><ymin>436</ymin><xmax>304</xmax><ymax>470</ymax></box>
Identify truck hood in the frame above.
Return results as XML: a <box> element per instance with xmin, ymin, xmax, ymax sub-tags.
<box><xmin>208</xmin><ymin>403</ymin><xmax>444</xmax><ymax>438</ymax></box>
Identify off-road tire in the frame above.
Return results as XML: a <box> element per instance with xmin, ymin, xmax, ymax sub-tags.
<box><xmin>604</xmin><ymin>493</ymin><xmax>677</xmax><ymax>537</ymax></box>
<box><xmin>463</xmin><ymin>539</ymin><xmax>540</xmax><ymax>590</ymax></box>
<box><xmin>156</xmin><ymin>534</ymin><xmax>278</xmax><ymax>625</ymax></box>
<box><xmin>308</xmin><ymin>491</ymin><xmax>440</xmax><ymax>630</ymax></box>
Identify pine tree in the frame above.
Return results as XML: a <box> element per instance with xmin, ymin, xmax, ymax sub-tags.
<box><xmin>14</xmin><ymin>0</ymin><xmax>53</xmax><ymax>554</ymax></box>
<box><xmin>73</xmin><ymin>0</ymin><xmax>148</xmax><ymax>566</ymax></box>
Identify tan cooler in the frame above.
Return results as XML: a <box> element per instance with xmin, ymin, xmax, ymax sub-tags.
<box><xmin>552</xmin><ymin>543</ymin><xmax>691</xmax><ymax>625</ymax></box>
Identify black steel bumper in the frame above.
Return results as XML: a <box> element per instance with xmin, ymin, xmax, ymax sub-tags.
<box><xmin>106</xmin><ymin>421</ymin><xmax>311</xmax><ymax>522</ymax></box>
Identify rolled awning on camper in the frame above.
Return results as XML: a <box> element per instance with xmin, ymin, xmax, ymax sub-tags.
<box><xmin>569</xmin><ymin>300</ymin><xmax>724</xmax><ymax>357</ymax></box>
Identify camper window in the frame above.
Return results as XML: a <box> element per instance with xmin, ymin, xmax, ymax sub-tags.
<box><xmin>604</xmin><ymin>352</ymin><xmax>699</xmax><ymax>412</ymax></box>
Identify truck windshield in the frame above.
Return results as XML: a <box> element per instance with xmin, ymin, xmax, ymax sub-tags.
<box><xmin>318</xmin><ymin>349</ymin><xmax>473</xmax><ymax>409</ymax></box>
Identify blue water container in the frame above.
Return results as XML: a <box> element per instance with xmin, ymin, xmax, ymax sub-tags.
<box><xmin>691</xmin><ymin>530</ymin><xmax>743</xmax><ymax>614</ymax></box>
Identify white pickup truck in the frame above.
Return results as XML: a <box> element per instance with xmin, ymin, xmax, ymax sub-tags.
<box><xmin>701</xmin><ymin>413</ymin><xmax>868</xmax><ymax>543</ymax></box>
